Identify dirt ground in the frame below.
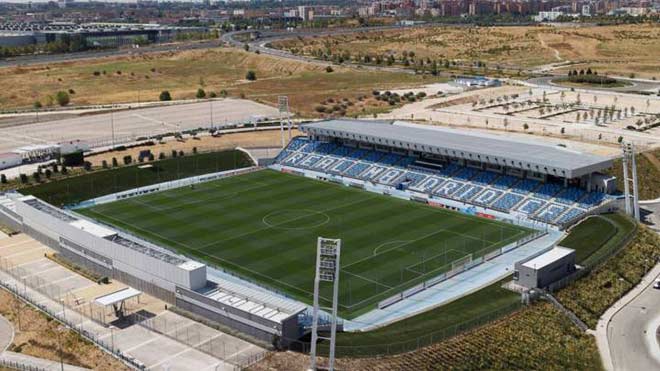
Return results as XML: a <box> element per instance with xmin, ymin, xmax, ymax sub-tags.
<box><xmin>87</xmin><ymin>128</ymin><xmax>301</xmax><ymax>167</ymax></box>
<box><xmin>0</xmin><ymin>289</ymin><xmax>129</xmax><ymax>371</ymax></box>
<box><xmin>273</xmin><ymin>24</ymin><xmax>660</xmax><ymax>79</ymax></box>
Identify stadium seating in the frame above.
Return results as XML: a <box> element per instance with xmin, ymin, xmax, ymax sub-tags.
<box><xmin>535</xmin><ymin>203</ymin><xmax>568</xmax><ymax>223</ymax></box>
<box><xmin>344</xmin><ymin>163</ymin><xmax>370</xmax><ymax>178</ymax></box>
<box><xmin>511</xmin><ymin>179</ymin><xmax>539</xmax><ymax>195</ymax></box>
<box><xmin>454</xmin><ymin>184</ymin><xmax>483</xmax><ymax>201</ymax></box>
<box><xmin>556</xmin><ymin>208</ymin><xmax>586</xmax><ymax>224</ymax></box>
<box><xmin>579</xmin><ymin>192</ymin><xmax>608</xmax><ymax>209</ymax></box>
<box><xmin>471</xmin><ymin>171</ymin><xmax>498</xmax><ymax>185</ymax></box>
<box><xmin>287</xmin><ymin>138</ymin><xmax>308</xmax><ymax>151</ymax></box>
<box><xmin>517</xmin><ymin>199</ymin><xmax>546</xmax><ymax>215</ymax></box>
<box><xmin>534</xmin><ymin>183</ymin><xmax>563</xmax><ymax>200</ymax></box>
<box><xmin>491</xmin><ymin>193</ymin><xmax>524</xmax><ymax>210</ymax></box>
<box><xmin>273</xmin><ymin>138</ymin><xmax>612</xmax><ymax>226</ymax></box>
<box><xmin>363</xmin><ymin>150</ymin><xmax>383</xmax><ymax>163</ymax></box>
<box><xmin>492</xmin><ymin>175</ymin><xmax>518</xmax><ymax>190</ymax></box>
<box><xmin>554</xmin><ymin>187</ymin><xmax>586</xmax><ymax>205</ymax></box>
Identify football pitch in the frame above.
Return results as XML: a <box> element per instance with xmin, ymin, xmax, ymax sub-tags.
<box><xmin>78</xmin><ymin>169</ymin><xmax>532</xmax><ymax>318</ymax></box>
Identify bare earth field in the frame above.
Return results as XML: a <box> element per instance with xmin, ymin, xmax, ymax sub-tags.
<box><xmin>272</xmin><ymin>24</ymin><xmax>660</xmax><ymax>78</ymax></box>
<box><xmin>0</xmin><ymin>47</ymin><xmax>442</xmax><ymax>117</ymax></box>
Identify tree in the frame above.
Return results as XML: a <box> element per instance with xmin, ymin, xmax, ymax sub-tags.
<box><xmin>0</xmin><ymin>174</ymin><xmax>6</xmax><ymax>184</ymax></box>
<box><xmin>159</xmin><ymin>152</ymin><xmax>166</xmax><ymax>160</ymax></box>
<box><xmin>618</xmin><ymin>136</ymin><xmax>623</xmax><ymax>143</ymax></box>
<box><xmin>325</xmin><ymin>66</ymin><xmax>334</xmax><ymax>73</ymax></box>
<box><xmin>159</xmin><ymin>91</ymin><xmax>172</xmax><ymax>101</ymax></box>
<box><xmin>243</xmin><ymin>43</ymin><xmax>249</xmax><ymax>52</ymax></box>
<box><xmin>45</xmin><ymin>169</ymin><xmax>52</xmax><ymax>179</ymax></box>
<box><xmin>102</xmin><ymin>160</ymin><xmax>108</xmax><ymax>169</ymax></box>
<box><xmin>19</xmin><ymin>174</ymin><xmax>28</xmax><ymax>184</ymax></box>
<box><xmin>112</xmin><ymin>157</ymin><xmax>118</xmax><ymax>167</ymax></box>
<box><xmin>196</xmin><ymin>88</ymin><xmax>206</xmax><ymax>99</ymax></box>
<box><xmin>245</xmin><ymin>70</ymin><xmax>257</xmax><ymax>81</ymax></box>
<box><xmin>209</xmin><ymin>91</ymin><xmax>217</xmax><ymax>98</ymax></box>
<box><xmin>561</xmin><ymin>127</ymin><xmax>565</xmax><ymax>134</ymax></box>
<box><xmin>55</xmin><ymin>91</ymin><xmax>70</xmax><ymax>106</ymax></box>
<box><xmin>32</xmin><ymin>172</ymin><xmax>40</xmax><ymax>182</ymax></box>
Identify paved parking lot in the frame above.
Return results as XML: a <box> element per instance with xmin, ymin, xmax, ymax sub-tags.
<box><xmin>0</xmin><ymin>233</ymin><xmax>265</xmax><ymax>370</ymax></box>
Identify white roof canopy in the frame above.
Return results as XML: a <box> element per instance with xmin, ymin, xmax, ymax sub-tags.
<box><xmin>94</xmin><ymin>287</ymin><xmax>142</xmax><ymax>307</ymax></box>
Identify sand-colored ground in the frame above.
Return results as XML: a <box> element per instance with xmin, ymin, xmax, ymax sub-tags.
<box><xmin>0</xmin><ymin>47</ymin><xmax>440</xmax><ymax>117</ymax></box>
<box><xmin>87</xmin><ymin>128</ymin><xmax>301</xmax><ymax>166</ymax></box>
<box><xmin>274</xmin><ymin>24</ymin><xmax>660</xmax><ymax>79</ymax></box>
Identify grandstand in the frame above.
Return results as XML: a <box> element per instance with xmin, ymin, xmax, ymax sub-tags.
<box><xmin>275</xmin><ymin>119</ymin><xmax>618</xmax><ymax>228</ymax></box>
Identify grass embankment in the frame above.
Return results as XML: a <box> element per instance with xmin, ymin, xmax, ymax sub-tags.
<box><xmin>607</xmin><ymin>149</ymin><xmax>660</xmax><ymax>200</ymax></box>
<box><xmin>556</xmin><ymin>224</ymin><xmax>659</xmax><ymax>328</ymax></box>
<box><xmin>21</xmin><ymin>149</ymin><xmax>252</xmax><ymax>207</ymax></box>
<box><xmin>0</xmin><ymin>289</ymin><xmax>129</xmax><ymax>371</ymax></box>
<box><xmin>559</xmin><ymin>213</ymin><xmax>636</xmax><ymax>267</ymax></box>
<box><xmin>254</xmin><ymin>302</ymin><xmax>601</xmax><ymax>371</ymax></box>
<box><xmin>0</xmin><ymin>48</ymin><xmax>441</xmax><ymax>117</ymax></box>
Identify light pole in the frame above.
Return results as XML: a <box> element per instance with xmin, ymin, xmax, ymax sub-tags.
<box><xmin>57</xmin><ymin>325</ymin><xmax>65</xmax><ymax>371</ymax></box>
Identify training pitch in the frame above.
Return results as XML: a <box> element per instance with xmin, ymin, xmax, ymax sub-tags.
<box><xmin>79</xmin><ymin>170</ymin><xmax>531</xmax><ymax>318</ymax></box>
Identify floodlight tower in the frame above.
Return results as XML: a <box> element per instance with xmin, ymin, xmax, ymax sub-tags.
<box><xmin>621</xmin><ymin>141</ymin><xmax>640</xmax><ymax>221</ymax></box>
<box><xmin>278</xmin><ymin>96</ymin><xmax>291</xmax><ymax>148</ymax></box>
<box><xmin>309</xmin><ymin>237</ymin><xmax>341</xmax><ymax>371</ymax></box>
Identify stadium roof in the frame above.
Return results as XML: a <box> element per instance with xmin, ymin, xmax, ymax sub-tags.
<box><xmin>301</xmin><ymin>120</ymin><xmax>613</xmax><ymax>178</ymax></box>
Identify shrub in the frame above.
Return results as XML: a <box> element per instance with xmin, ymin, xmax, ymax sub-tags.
<box><xmin>159</xmin><ymin>91</ymin><xmax>172</xmax><ymax>101</ymax></box>
<box><xmin>33</xmin><ymin>172</ymin><xmax>40</xmax><ymax>182</ymax></box>
<box><xmin>68</xmin><ymin>89</ymin><xmax>75</xmax><ymax>95</ymax></box>
<box><xmin>0</xmin><ymin>174</ymin><xmax>6</xmax><ymax>184</ymax></box>
<box><xmin>178</xmin><ymin>150</ymin><xmax>184</xmax><ymax>157</ymax></box>
<box><xmin>315</xmin><ymin>105</ymin><xmax>327</xmax><ymax>113</ymax></box>
<box><xmin>172</xmin><ymin>150</ymin><xmax>177</xmax><ymax>158</ymax></box>
<box><xmin>245</xmin><ymin>70</ymin><xmax>257</xmax><ymax>81</ymax></box>
<box><xmin>193</xmin><ymin>147</ymin><xmax>198</xmax><ymax>154</ymax></box>
<box><xmin>93</xmin><ymin>71</ymin><xmax>101</xmax><ymax>76</ymax></box>
<box><xmin>55</xmin><ymin>91</ymin><xmax>70</xmax><ymax>106</ymax></box>
<box><xmin>61</xmin><ymin>166</ymin><xmax>68</xmax><ymax>175</ymax></box>
<box><xmin>196</xmin><ymin>88</ymin><xmax>206</xmax><ymax>99</ymax></box>
<box><xmin>102</xmin><ymin>160</ymin><xmax>108</xmax><ymax>169</ymax></box>
<box><xmin>123</xmin><ymin>155</ymin><xmax>132</xmax><ymax>165</ymax></box>
<box><xmin>325</xmin><ymin>66</ymin><xmax>334</xmax><ymax>73</ymax></box>
<box><xmin>112</xmin><ymin>157</ymin><xmax>118</xmax><ymax>167</ymax></box>
<box><xmin>159</xmin><ymin>152</ymin><xmax>166</xmax><ymax>160</ymax></box>
<box><xmin>19</xmin><ymin>174</ymin><xmax>28</xmax><ymax>184</ymax></box>
<box><xmin>209</xmin><ymin>91</ymin><xmax>217</xmax><ymax>98</ymax></box>
<box><xmin>33</xmin><ymin>101</ymin><xmax>42</xmax><ymax>109</ymax></box>
<box><xmin>45</xmin><ymin>169</ymin><xmax>52</xmax><ymax>179</ymax></box>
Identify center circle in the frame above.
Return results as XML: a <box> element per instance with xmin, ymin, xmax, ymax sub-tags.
<box><xmin>262</xmin><ymin>209</ymin><xmax>330</xmax><ymax>230</ymax></box>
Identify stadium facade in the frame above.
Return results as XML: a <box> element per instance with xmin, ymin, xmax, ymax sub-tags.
<box><xmin>0</xmin><ymin>120</ymin><xmax>622</xmax><ymax>347</ymax></box>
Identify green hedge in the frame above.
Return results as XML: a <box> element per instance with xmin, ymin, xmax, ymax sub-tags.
<box><xmin>21</xmin><ymin>150</ymin><xmax>253</xmax><ymax>207</ymax></box>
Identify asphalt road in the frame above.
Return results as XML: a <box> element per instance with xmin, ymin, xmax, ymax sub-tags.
<box><xmin>608</xmin><ymin>266</ymin><xmax>660</xmax><ymax>371</ymax></box>
<box><xmin>0</xmin><ymin>98</ymin><xmax>279</xmax><ymax>153</ymax></box>
<box><xmin>0</xmin><ymin>40</ymin><xmax>222</xmax><ymax>68</ymax></box>
<box><xmin>527</xmin><ymin>76</ymin><xmax>660</xmax><ymax>94</ymax></box>
<box><xmin>0</xmin><ymin>314</ymin><xmax>13</xmax><ymax>353</ymax></box>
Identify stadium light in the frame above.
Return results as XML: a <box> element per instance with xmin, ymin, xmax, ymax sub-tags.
<box><xmin>310</xmin><ymin>237</ymin><xmax>341</xmax><ymax>371</ymax></box>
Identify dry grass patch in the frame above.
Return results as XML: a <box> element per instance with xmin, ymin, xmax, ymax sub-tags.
<box><xmin>0</xmin><ymin>289</ymin><xmax>129</xmax><ymax>371</ymax></box>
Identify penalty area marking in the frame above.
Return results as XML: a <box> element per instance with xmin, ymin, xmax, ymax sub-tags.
<box><xmin>262</xmin><ymin>209</ymin><xmax>330</xmax><ymax>230</ymax></box>
<box><xmin>373</xmin><ymin>240</ymin><xmax>412</xmax><ymax>256</ymax></box>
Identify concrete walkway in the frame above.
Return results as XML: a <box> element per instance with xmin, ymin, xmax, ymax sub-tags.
<box><xmin>0</xmin><ymin>352</ymin><xmax>90</xmax><ymax>370</ymax></box>
<box><xmin>593</xmin><ymin>262</ymin><xmax>660</xmax><ymax>371</ymax></box>
<box><xmin>0</xmin><ymin>314</ymin><xmax>14</xmax><ymax>353</ymax></box>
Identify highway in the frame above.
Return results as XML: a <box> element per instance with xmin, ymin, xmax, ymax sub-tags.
<box><xmin>0</xmin><ymin>39</ymin><xmax>222</xmax><ymax>68</ymax></box>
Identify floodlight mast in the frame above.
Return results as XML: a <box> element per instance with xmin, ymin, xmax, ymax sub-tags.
<box><xmin>309</xmin><ymin>237</ymin><xmax>341</xmax><ymax>371</ymax></box>
<box><xmin>278</xmin><ymin>96</ymin><xmax>291</xmax><ymax>149</ymax></box>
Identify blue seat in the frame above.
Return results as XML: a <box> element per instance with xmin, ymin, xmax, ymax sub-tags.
<box><xmin>579</xmin><ymin>192</ymin><xmax>607</xmax><ymax>209</ymax></box>
<box><xmin>518</xmin><ymin>199</ymin><xmax>546</xmax><ymax>214</ymax></box>
<box><xmin>344</xmin><ymin>163</ymin><xmax>370</xmax><ymax>178</ymax></box>
<box><xmin>534</xmin><ymin>183</ymin><xmax>562</xmax><ymax>200</ymax></box>
<box><xmin>287</xmin><ymin>138</ymin><xmax>308</xmax><ymax>151</ymax></box>
<box><xmin>471</xmin><ymin>171</ymin><xmax>498</xmax><ymax>185</ymax></box>
<box><xmin>557</xmin><ymin>208</ymin><xmax>586</xmax><ymax>224</ymax></box>
<box><xmin>554</xmin><ymin>187</ymin><xmax>585</xmax><ymax>205</ymax></box>
<box><xmin>511</xmin><ymin>179</ymin><xmax>539</xmax><ymax>195</ymax></box>
<box><xmin>492</xmin><ymin>175</ymin><xmax>518</xmax><ymax>190</ymax></box>
<box><xmin>491</xmin><ymin>193</ymin><xmax>524</xmax><ymax>211</ymax></box>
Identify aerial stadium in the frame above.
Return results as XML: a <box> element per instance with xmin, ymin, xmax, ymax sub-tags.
<box><xmin>0</xmin><ymin>119</ymin><xmax>622</xmax><ymax>349</ymax></box>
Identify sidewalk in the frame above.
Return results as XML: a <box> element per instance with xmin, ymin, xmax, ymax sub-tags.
<box><xmin>0</xmin><ymin>314</ymin><xmax>13</xmax><ymax>353</ymax></box>
<box><xmin>592</xmin><ymin>262</ymin><xmax>660</xmax><ymax>371</ymax></box>
<box><xmin>0</xmin><ymin>352</ymin><xmax>90</xmax><ymax>371</ymax></box>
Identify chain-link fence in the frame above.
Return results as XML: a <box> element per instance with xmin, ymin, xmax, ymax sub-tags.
<box><xmin>130</xmin><ymin>311</ymin><xmax>267</xmax><ymax>369</ymax></box>
<box><xmin>0</xmin><ymin>279</ymin><xmax>146</xmax><ymax>370</ymax></box>
<box><xmin>0</xmin><ymin>358</ymin><xmax>48</xmax><ymax>371</ymax></box>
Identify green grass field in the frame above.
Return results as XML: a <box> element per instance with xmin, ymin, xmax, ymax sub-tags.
<box><xmin>78</xmin><ymin>169</ymin><xmax>531</xmax><ymax>318</ymax></box>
